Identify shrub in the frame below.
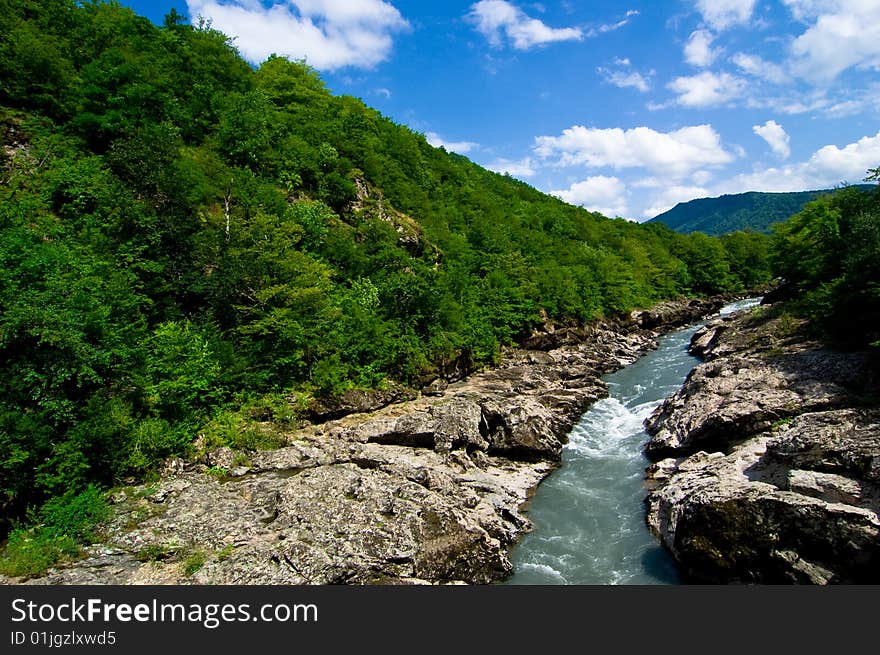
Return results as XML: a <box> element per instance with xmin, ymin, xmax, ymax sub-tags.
<box><xmin>0</xmin><ymin>486</ymin><xmax>108</xmax><ymax>577</ymax></box>
<box><xmin>0</xmin><ymin>528</ymin><xmax>79</xmax><ymax>577</ymax></box>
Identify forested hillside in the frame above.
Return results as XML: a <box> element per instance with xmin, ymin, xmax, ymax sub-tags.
<box><xmin>770</xmin><ymin>184</ymin><xmax>880</xmax><ymax>347</ymax></box>
<box><xmin>649</xmin><ymin>187</ymin><xmax>874</xmax><ymax>235</ymax></box>
<box><xmin>0</xmin><ymin>0</ymin><xmax>771</xmax><ymax>549</ymax></box>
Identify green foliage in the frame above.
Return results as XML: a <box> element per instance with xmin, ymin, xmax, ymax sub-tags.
<box><xmin>0</xmin><ymin>0</ymin><xmax>773</xmax><ymax>538</ymax></box>
<box><xmin>181</xmin><ymin>549</ymin><xmax>207</xmax><ymax>575</ymax></box>
<box><xmin>650</xmin><ymin>187</ymin><xmax>874</xmax><ymax>236</ymax></box>
<box><xmin>216</xmin><ymin>544</ymin><xmax>235</xmax><ymax>562</ymax></box>
<box><xmin>0</xmin><ymin>528</ymin><xmax>79</xmax><ymax>577</ymax></box>
<box><xmin>143</xmin><ymin>320</ymin><xmax>221</xmax><ymax>421</ymax></box>
<box><xmin>199</xmin><ymin>406</ymin><xmax>287</xmax><ymax>453</ymax></box>
<box><xmin>0</xmin><ymin>485</ymin><xmax>108</xmax><ymax>577</ymax></box>
<box><xmin>135</xmin><ymin>544</ymin><xmax>175</xmax><ymax>563</ymax></box>
<box><xmin>720</xmin><ymin>231</ymin><xmax>772</xmax><ymax>290</ymax></box>
<box><xmin>38</xmin><ymin>484</ymin><xmax>110</xmax><ymax>541</ymax></box>
<box><xmin>770</xmin><ymin>183</ymin><xmax>880</xmax><ymax>346</ymax></box>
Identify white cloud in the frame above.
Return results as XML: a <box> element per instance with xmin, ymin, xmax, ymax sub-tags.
<box><xmin>468</xmin><ymin>0</ymin><xmax>583</xmax><ymax>50</ymax></box>
<box><xmin>485</xmin><ymin>157</ymin><xmax>537</xmax><ymax>177</ymax></box>
<box><xmin>692</xmin><ymin>170</ymin><xmax>714</xmax><ymax>185</ymax></box>
<box><xmin>636</xmin><ymin>130</ymin><xmax>880</xmax><ymax>220</ymax></box>
<box><xmin>185</xmin><ymin>0</ymin><xmax>408</xmax><ymax>70</ymax></box>
<box><xmin>425</xmin><ymin>132</ymin><xmax>479</xmax><ymax>154</ymax></box>
<box><xmin>597</xmin><ymin>64</ymin><xmax>653</xmax><ymax>92</ymax></box>
<box><xmin>592</xmin><ymin>9</ymin><xmax>640</xmax><ymax>36</ymax></box>
<box><xmin>747</xmin><ymin>89</ymin><xmax>831</xmax><ymax>115</ymax></box>
<box><xmin>552</xmin><ymin>176</ymin><xmax>628</xmax><ymax>217</ymax></box>
<box><xmin>785</xmin><ymin>0</ymin><xmax>880</xmax><ymax>82</ymax></box>
<box><xmin>753</xmin><ymin>120</ymin><xmax>791</xmax><ymax>159</ymax></box>
<box><xmin>668</xmin><ymin>71</ymin><xmax>747</xmax><ymax>107</ymax></box>
<box><xmin>731</xmin><ymin>52</ymin><xmax>790</xmax><ymax>84</ymax></box>
<box><xmin>684</xmin><ymin>29</ymin><xmax>718</xmax><ymax>67</ymax></box>
<box><xmin>807</xmin><ymin>131</ymin><xmax>880</xmax><ymax>182</ymax></box>
<box><xmin>643</xmin><ymin>184</ymin><xmax>711</xmax><ymax>218</ymax></box>
<box><xmin>746</xmin><ymin>83</ymin><xmax>880</xmax><ymax>117</ymax></box>
<box><xmin>696</xmin><ymin>0</ymin><xmax>757</xmax><ymax>30</ymax></box>
<box><xmin>713</xmin><ymin>130</ymin><xmax>880</xmax><ymax>194</ymax></box>
<box><xmin>534</xmin><ymin>124</ymin><xmax>734</xmax><ymax>179</ymax></box>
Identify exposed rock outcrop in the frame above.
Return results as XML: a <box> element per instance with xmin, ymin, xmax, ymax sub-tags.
<box><xmin>645</xmin><ymin>307</ymin><xmax>880</xmax><ymax>583</ymax></box>
<box><xmin>7</xmin><ymin>297</ymin><xmax>728</xmax><ymax>586</ymax></box>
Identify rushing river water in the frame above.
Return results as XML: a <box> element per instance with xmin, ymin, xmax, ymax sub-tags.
<box><xmin>506</xmin><ymin>298</ymin><xmax>761</xmax><ymax>585</ymax></box>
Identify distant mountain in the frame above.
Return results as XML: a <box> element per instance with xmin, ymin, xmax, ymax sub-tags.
<box><xmin>648</xmin><ymin>187</ymin><xmax>875</xmax><ymax>235</ymax></box>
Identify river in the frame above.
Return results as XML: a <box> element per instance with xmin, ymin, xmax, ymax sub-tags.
<box><xmin>505</xmin><ymin>298</ymin><xmax>761</xmax><ymax>585</ymax></box>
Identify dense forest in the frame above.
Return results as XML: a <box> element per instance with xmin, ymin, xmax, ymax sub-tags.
<box><xmin>0</xmin><ymin>1</ymin><xmax>775</xmax><ymax>568</ymax></box>
<box><xmin>649</xmin><ymin>187</ymin><xmax>874</xmax><ymax>235</ymax></box>
<box><xmin>770</xmin><ymin>184</ymin><xmax>880</xmax><ymax>348</ymax></box>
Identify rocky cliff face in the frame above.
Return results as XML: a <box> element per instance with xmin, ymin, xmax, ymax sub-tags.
<box><xmin>645</xmin><ymin>307</ymin><xmax>880</xmax><ymax>583</ymax></box>
<box><xmin>9</xmin><ymin>298</ymin><xmax>725</xmax><ymax>585</ymax></box>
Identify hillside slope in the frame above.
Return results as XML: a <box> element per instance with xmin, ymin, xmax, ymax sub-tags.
<box><xmin>648</xmin><ymin>187</ymin><xmax>873</xmax><ymax>235</ymax></box>
<box><xmin>0</xmin><ymin>0</ymin><xmax>771</xmax><ymax>557</ymax></box>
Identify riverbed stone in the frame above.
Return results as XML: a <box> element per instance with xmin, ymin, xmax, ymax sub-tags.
<box><xmin>645</xmin><ymin>306</ymin><xmax>880</xmax><ymax>584</ymax></box>
<box><xmin>4</xmin><ymin>297</ymin><xmax>734</xmax><ymax>586</ymax></box>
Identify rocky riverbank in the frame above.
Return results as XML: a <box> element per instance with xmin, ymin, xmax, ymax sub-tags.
<box><xmin>6</xmin><ymin>298</ymin><xmax>728</xmax><ymax>585</ymax></box>
<box><xmin>644</xmin><ymin>303</ymin><xmax>880</xmax><ymax>583</ymax></box>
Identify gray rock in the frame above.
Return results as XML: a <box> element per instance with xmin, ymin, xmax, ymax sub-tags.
<box><xmin>688</xmin><ymin>320</ymin><xmax>727</xmax><ymax>359</ymax></box>
<box><xmin>646</xmin><ymin>435</ymin><xmax>880</xmax><ymax>583</ymax></box>
<box><xmin>644</xmin><ymin>305</ymin><xmax>880</xmax><ymax>584</ymax></box>
<box><xmin>644</xmin><ymin>352</ymin><xmax>864</xmax><ymax>460</ymax></box>
<box><xmin>11</xmin><ymin>296</ymin><xmax>727</xmax><ymax>586</ymax></box>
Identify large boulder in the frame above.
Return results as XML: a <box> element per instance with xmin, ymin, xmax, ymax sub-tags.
<box><xmin>646</xmin><ymin>411</ymin><xmax>880</xmax><ymax>583</ymax></box>
<box><xmin>644</xmin><ymin>303</ymin><xmax>880</xmax><ymax>584</ymax></box>
<box><xmin>644</xmin><ymin>351</ymin><xmax>871</xmax><ymax>460</ymax></box>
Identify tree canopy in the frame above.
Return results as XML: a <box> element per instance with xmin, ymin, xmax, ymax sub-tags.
<box><xmin>0</xmin><ymin>1</ymin><xmax>772</xmax><ymax>541</ymax></box>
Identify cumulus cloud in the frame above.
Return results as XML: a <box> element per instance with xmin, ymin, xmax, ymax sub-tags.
<box><xmin>551</xmin><ymin>176</ymin><xmax>628</xmax><ymax>217</ymax></box>
<box><xmin>684</xmin><ymin>29</ymin><xmax>718</xmax><ymax>67</ymax></box>
<box><xmin>667</xmin><ymin>71</ymin><xmax>747</xmax><ymax>107</ymax></box>
<box><xmin>695</xmin><ymin>0</ymin><xmax>757</xmax><ymax>30</ymax></box>
<box><xmin>626</xmin><ymin>126</ymin><xmax>880</xmax><ymax>222</ymax></box>
<box><xmin>731</xmin><ymin>52</ymin><xmax>790</xmax><ymax>84</ymax></box>
<box><xmin>185</xmin><ymin>0</ymin><xmax>409</xmax><ymax>70</ymax></box>
<box><xmin>643</xmin><ymin>184</ymin><xmax>711</xmax><ymax>218</ymax></box>
<box><xmin>707</xmin><ymin>131</ymin><xmax>880</xmax><ymax>197</ymax></box>
<box><xmin>468</xmin><ymin>0</ymin><xmax>582</xmax><ymax>50</ymax></box>
<box><xmin>552</xmin><ymin>131</ymin><xmax>880</xmax><ymax>220</ymax></box>
<box><xmin>484</xmin><ymin>157</ymin><xmax>537</xmax><ymax>177</ymax></box>
<box><xmin>753</xmin><ymin>120</ymin><xmax>791</xmax><ymax>159</ymax></box>
<box><xmin>784</xmin><ymin>0</ymin><xmax>880</xmax><ymax>82</ymax></box>
<box><xmin>534</xmin><ymin>124</ymin><xmax>734</xmax><ymax>179</ymax></box>
<box><xmin>425</xmin><ymin>132</ymin><xmax>479</xmax><ymax>154</ymax></box>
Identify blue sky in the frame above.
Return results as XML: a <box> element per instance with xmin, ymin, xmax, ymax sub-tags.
<box><xmin>124</xmin><ymin>1</ymin><xmax>880</xmax><ymax>220</ymax></box>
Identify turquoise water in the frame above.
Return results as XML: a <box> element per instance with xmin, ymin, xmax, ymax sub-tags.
<box><xmin>506</xmin><ymin>299</ymin><xmax>760</xmax><ymax>585</ymax></box>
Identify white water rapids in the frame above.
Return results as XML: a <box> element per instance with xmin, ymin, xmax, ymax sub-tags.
<box><xmin>506</xmin><ymin>298</ymin><xmax>761</xmax><ymax>585</ymax></box>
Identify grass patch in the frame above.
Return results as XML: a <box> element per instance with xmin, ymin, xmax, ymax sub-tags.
<box><xmin>771</xmin><ymin>417</ymin><xmax>795</xmax><ymax>430</ymax></box>
<box><xmin>216</xmin><ymin>544</ymin><xmax>235</xmax><ymax>562</ymax></box>
<box><xmin>0</xmin><ymin>529</ymin><xmax>79</xmax><ymax>577</ymax></box>
<box><xmin>0</xmin><ymin>485</ymin><xmax>109</xmax><ymax>578</ymax></box>
<box><xmin>181</xmin><ymin>549</ymin><xmax>207</xmax><ymax>575</ymax></box>
<box><xmin>200</xmin><ymin>408</ymin><xmax>287</xmax><ymax>452</ymax></box>
<box><xmin>206</xmin><ymin>465</ymin><xmax>229</xmax><ymax>480</ymax></box>
<box><xmin>135</xmin><ymin>543</ymin><xmax>176</xmax><ymax>563</ymax></box>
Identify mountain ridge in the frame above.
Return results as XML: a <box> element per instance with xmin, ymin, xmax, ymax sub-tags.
<box><xmin>648</xmin><ymin>186</ymin><xmax>875</xmax><ymax>235</ymax></box>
